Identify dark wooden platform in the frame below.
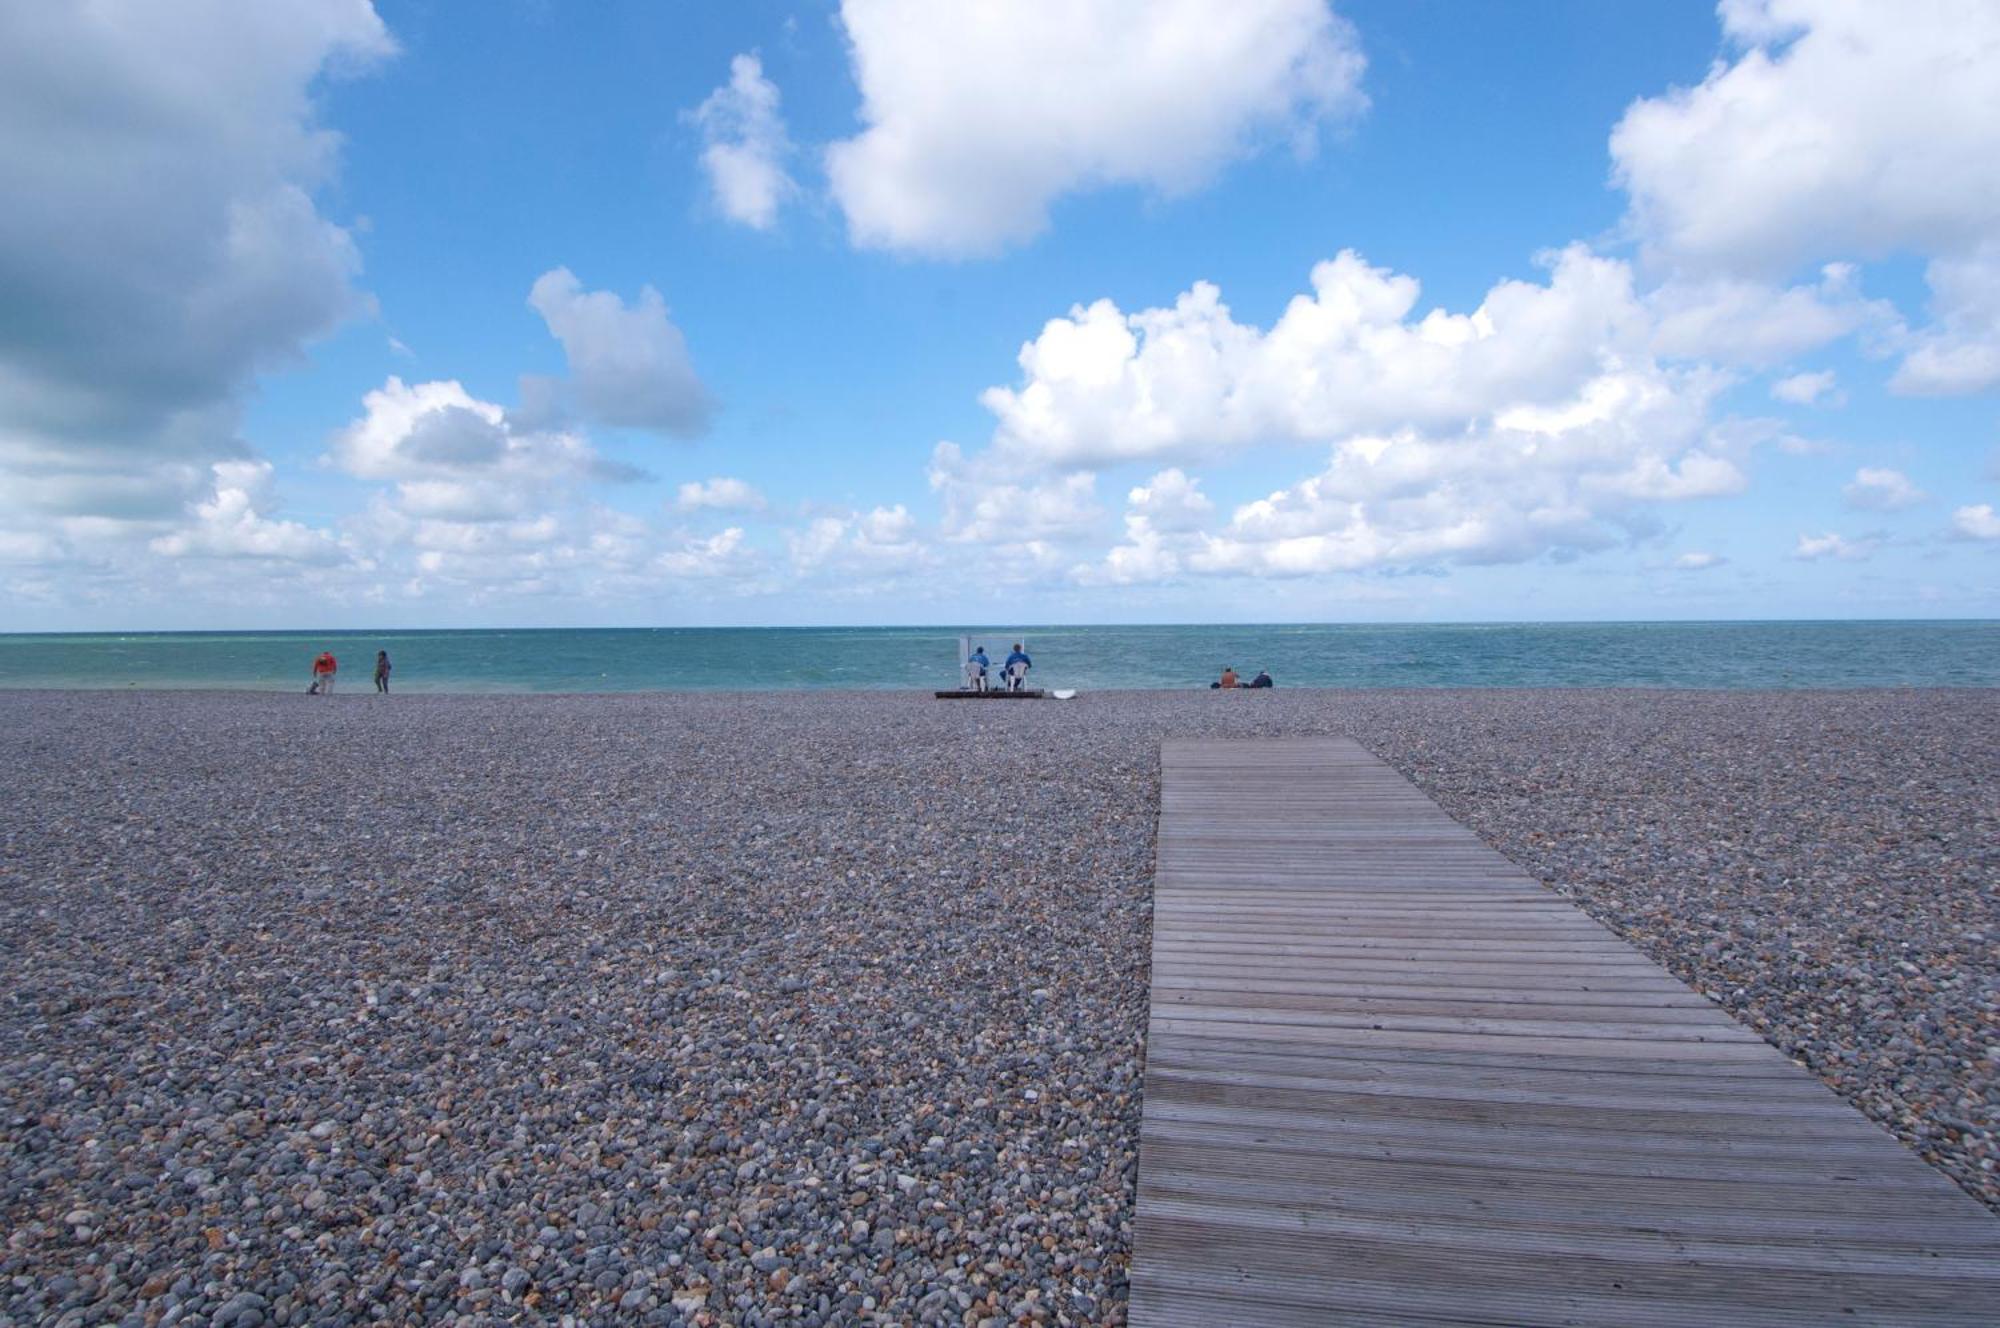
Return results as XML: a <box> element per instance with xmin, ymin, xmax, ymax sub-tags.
<box><xmin>933</xmin><ymin>688</ymin><xmax>1045</xmax><ymax>699</ymax></box>
<box><xmin>1127</xmin><ymin>737</ymin><xmax>2000</xmax><ymax>1326</ymax></box>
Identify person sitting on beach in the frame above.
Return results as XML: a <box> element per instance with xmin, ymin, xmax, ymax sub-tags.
<box><xmin>965</xmin><ymin>645</ymin><xmax>990</xmax><ymax>691</ymax></box>
<box><xmin>310</xmin><ymin>651</ymin><xmax>338</xmax><ymax>695</ymax></box>
<box><xmin>374</xmin><ymin>650</ymin><xmax>392</xmax><ymax>694</ymax></box>
<box><xmin>1002</xmin><ymin>643</ymin><xmax>1032</xmax><ymax>691</ymax></box>
<box><xmin>1248</xmin><ymin>669</ymin><xmax>1273</xmax><ymax>689</ymax></box>
<box><xmin>1214</xmin><ymin>666</ymin><xmax>1239</xmax><ymax>689</ymax></box>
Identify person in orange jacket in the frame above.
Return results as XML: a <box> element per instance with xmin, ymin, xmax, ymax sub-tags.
<box><xmin>310</xmin><ymin>650</ymin><xmax>338</xmax><ymax>695</ymax></box>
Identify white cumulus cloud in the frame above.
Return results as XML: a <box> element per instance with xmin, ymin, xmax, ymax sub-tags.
<box><xmin>676</xmin><ymin>477</ymin><xmax>767</xmax><ymax>513</ymax></box>
<box><xmin>1843</xmin><ymin>467</ymin><xmax>1925</xmax><ymax>511</ymax></box>
<box><xmin>526</xmin><ymin>268</ymin><xmax>713</xmax><ymax>436</ymax></box>
<box><xmin>1949</xmin><ymin>503</ymin><xmax>2000</xmax><ymax>540</ymax></box>
<box><xmin>149</xmin><ymin>461</ymin><xmax>339</xmax><ymax>562</ymax></box>
<box><xmin>1646</xmin><ymin>266</ymin><xmax>1885</xmax><ymax>367</ymax></box>
<box><xmin>1770</xmin><ymin>369</ymin><xmax>1839</xmax><ymax>405</ymax></box>
<box><xmin>972</xmin><ymin>242</ymin><xmax>1792</xmax><ymax>583</ymax></box>
<box><xmin>1892</xmin><ymin>240</ymin><xmax>2000</xmax><ymax>395</ymax></box>
<box><xmin>328</xmin><ymin>376</ymin><xmax>641</xmax><ymax>542</ymax></box>
<box><xmin>982</xmin><ymin>246</ymin><xmax>1652</xmax><ymax>468</ymax></box>
<box><xmin>826</xmin><ymin>0</ymin><xmax>1366</xmax><ymax>255</ymax></box>
<box><xmin>1611</xmin><ymin>0</ymin><xmax>2000</xmax><ymax>392</ymax></box>
<box><xmin>928</xmin><ymin>443</ymin><xmax>1103</xmax><ymax>543</ymax></box>
<box><xmin>1190</xmin><ymin>406</ymin><xmax>1741</xmax><ymax>579</ymax></box>
<box><xmin>690</xmin><ymin>54</ymin><xmax>797</xmax><ymax>230</ymax></box>
<box><xmin>1077</xmin><ymin>366</ymin><xmax>1747</xmax><ymax>583</ymax></box>
<box><xmin>0</xmin><ymin>0</ymin><xmax>393</xmax><ymax>534</ymax></box>
<box><xmin>1612</xmin><ymin>0</ymin><xmax>2000</xmax><ymax>273</ymax></box>
<box><xmin>1127</xmin><ymin>469</ymin><xmax>1214</xmax><ymax>532</ymax></box>
<box><xmin>787</xmin><ymin>505</ymin><xmax>930</xmax><ymax>581</ymax></box>
<box><xmin>656</xmin><ymin>526</ymin><xmax>764</xmax><ymax>580</ymax></box>
<box><xmin>1793</xmin><ymin>531</ymin><xmax>1877</xmax><ymax>561</ymax></box>
<box><xmin>1078</xmin><ymin>470</ymin><xmax>1216</xmax><ymax>585</ymax></box>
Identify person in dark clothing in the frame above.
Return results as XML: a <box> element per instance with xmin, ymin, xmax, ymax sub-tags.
<box><xmin>374</xmin><ymin>651</ymin><xmax>392</xmax><ymax>693</ymax></box>
<box><xmin>1248</xmin><ymin>670</ymin><xmax>1273</xmax><ymax>688</ymax></box>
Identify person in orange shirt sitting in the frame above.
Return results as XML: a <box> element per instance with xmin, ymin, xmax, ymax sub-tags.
<box><xmin>310</xmin><ymin>650</ymin><xmax>338</xmax><ymax>695</ymax></box>
<box><xmin>1214</xmin><ymin>666</ymin><xmax>1239</xmax><ymax>689</ymax></box>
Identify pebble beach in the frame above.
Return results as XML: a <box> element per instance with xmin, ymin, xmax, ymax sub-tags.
<box><xmin>2</xmin><ymin>687</ymin><xmax>1995</xmax><ymax>1327</ymax></box>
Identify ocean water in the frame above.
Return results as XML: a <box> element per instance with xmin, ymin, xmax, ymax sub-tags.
<box><xmin>0</xmin><ymin>622</ymin><xmax>1995</xmax><ymax>692</ymax></box>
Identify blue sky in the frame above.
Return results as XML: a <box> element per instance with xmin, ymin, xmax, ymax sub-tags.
<box><xmin>2</xmin><ymin>0</ymin><xmax>1996</xmax><ymax>629</ymax></box>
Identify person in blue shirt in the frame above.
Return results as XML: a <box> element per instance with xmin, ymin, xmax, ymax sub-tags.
<box><xmin>965</xmin><ymin>645</ymin><xmax>990</xmax><ymax>690</ymax></box>
<box><xmin>1003</xmin><ymin>643</ymin><xmax>1032</xmax><ymax>691</ymax></box>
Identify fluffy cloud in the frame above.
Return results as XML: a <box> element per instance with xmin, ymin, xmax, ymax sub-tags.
<box><xmin>335</xmin><ymin>497</ymin><xmax>774</xmax><ymax>606</ymax></box>
<box><xmin>149</xmin><ymin>461</ymin><xmax>337</xmax><ymax>562</ymax></box>
<box><xmin>1077</xmin><ymin>364</ymin><xmax>1745</xmax><ymax>582</ymax></box>
<box><xmin>1770</xmin><ymin>369</ymin><xmax>1839</xmax><ymax>405</ymax></box>
<box><xmin>690</xmin><ymin>54</ymin><xmax>796</xmax><ymax>230</ymax></box>
<box><xmin>980</xmin><ymin>244</ymin><xmax>1783</xmax><ymax>582</ymax></box>
<box><xmin>1892</xmin><ymin>241</ymin><xmax>2000</xmax><ymax>395</ymax></box>
<box><xmin>526</xmin><ymin>268</ymin><xmax>712</xmax><ymax>436</ymax></box>
<box><xmin>927</xmin><ymin>443</ymin><xmax>1102</xmax><ymax>543</ymax></box>
<box><xmin>1077</xmin><ymin>470</ymin><xmax>1216</xmax><ymax>584</ymax></box>
<box><xmin>1193</xmin><ymin>390</ymin><xmax>1742</xmax><ymax>578</ymax></box>
<box><xmin>676</xmin><ymin>477</ymin><xmax>767</xmax><ymax>513</ymax></box>
<box><xmin>1646</xmin><ymin>265</ymin><xmax>1885</xmax><ymax>367</ymax></box>
<box><xmin>1793</xmin><ymin>531</ymin><xmax>1877</xmax><ymax>561</ymax></box>
<box><xmin>1842</xmin><ymin>467</ymin><xmax>1925</xmax><ymax>511</ymax></box>
<box><xmin>1611</xmin><ymin>0</ymin><xmax>2000</xmax><ymax>392</ymax></box>
<box><xmin>655</xmin><ymin>526</ymin><xmax>764</xmax><ymax>580</ymax></box>
<box><xmin>826</xmin><ymin>0</ymin><xmax>1365</xmax><ymax>255</ymax></box>
<box><xmin>983</xmin><ymin>246</ymin><xmax>1653</xmax><ymax>468</ymax></box>
<box><xmin>1612</xmin><ymin>0</ymin><xmax>2000</xmax><ymax>273</ymax></box>
<box><xmin>1950</xmin><ymin>503</ymin><xmax>2000</xmax><ymax>540</ymax></box>
<box><xmin>334</xmin><ymin>378</ymin><xmax>592</xmax><ymax>481</ymax></box>
<box><xmin>0</xmin><ymin>530</ymin><xmax>66</xmax><ymax>566</ymax></box>
<box><xmin>1127</xmin><ymin>469</ymin><xmax>1214</xmax><ymax>532</ymax></box>
<box><xmin>787</xmin><ymin>505</ymin><xmax>930</xmax><ymax>581</ymax></box>
<box><xmin>0</xmin><ymin>0</ymin><xmax>392</xmax><ymax>526</ymax></box>
<box><xmin>330</xmin><ymin>377</ymin><xmax>637</xmax><ymax>527</ymax></box>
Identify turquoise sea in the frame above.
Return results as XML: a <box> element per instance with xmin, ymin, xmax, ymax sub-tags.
<box><xmin>0</xmin><ymin>622</ymin><xmax>1995</xmax><ymax>692</ymax></box>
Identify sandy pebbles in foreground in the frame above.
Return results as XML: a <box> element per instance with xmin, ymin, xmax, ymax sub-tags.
<box><xmin>1</xmin><ymin>688</ymin><xmax>1994</xmax><ymax>1326</ymax></box>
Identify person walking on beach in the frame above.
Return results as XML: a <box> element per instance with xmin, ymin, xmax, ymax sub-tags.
<box><xmin>374</xmin><ymin>650</ymin><xmax>392</xmax><ymax>694</ymax></box>
<box><xmin>310</xmin><ymin>651</ymin><xmax>338</xmax><ymax>695</ymax></box>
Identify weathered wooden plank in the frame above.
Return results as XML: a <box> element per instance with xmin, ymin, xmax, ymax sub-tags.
<box><xmin>1146</xmin><ymin>975</ymin><xmax>1711</xmax><ymax>1003</ymax></box>
<box><xmin>1139</xmin><ymin>1055</ymin><xmax>1860</xmax><ymax>1113</ymax></box>
<box><xmin>1138</xmin><ymin>1137</ymin><xmax>1990</xmax><ymax>1224</ymax></box>
<box><xmin>1128</xmin><ymin>737</ymin><xmax>2000</xmax><ymax>1326</ymax></box>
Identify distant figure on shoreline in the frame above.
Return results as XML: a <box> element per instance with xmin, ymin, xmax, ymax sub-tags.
<box><xmin>1212</xmin><ymin>666</ymin><xmax>1238</xmax><ymax>689</ymax></box>
<box><xmin>1003</xmin><ymin>643</ymin><xmax>1032</xmax><ymax>691</ymax></box>
<box><xmin>310</xmin><ymin>651</ymin><xmax>338</xmax><ymax>695</ymax></box>
<box><xmin>1248</xmin><ymin>669</ymin><xmax>1273</xmax><ymax>688</ymax></box>
<box><xmin>965</xmin><ymin>645</ymin><xmax>990</xmax><ymax>691</ymax></box>
<box><xmin>375</xmin><ymin>651</ymin><xmax>392</xmax><ymax>694</ymax></box>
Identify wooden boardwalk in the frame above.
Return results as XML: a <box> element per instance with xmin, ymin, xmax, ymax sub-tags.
<box><xmin>1128</xmin><ymin>738</ymin><xmax>2000</xmax><ymax>1326</ymax></box>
